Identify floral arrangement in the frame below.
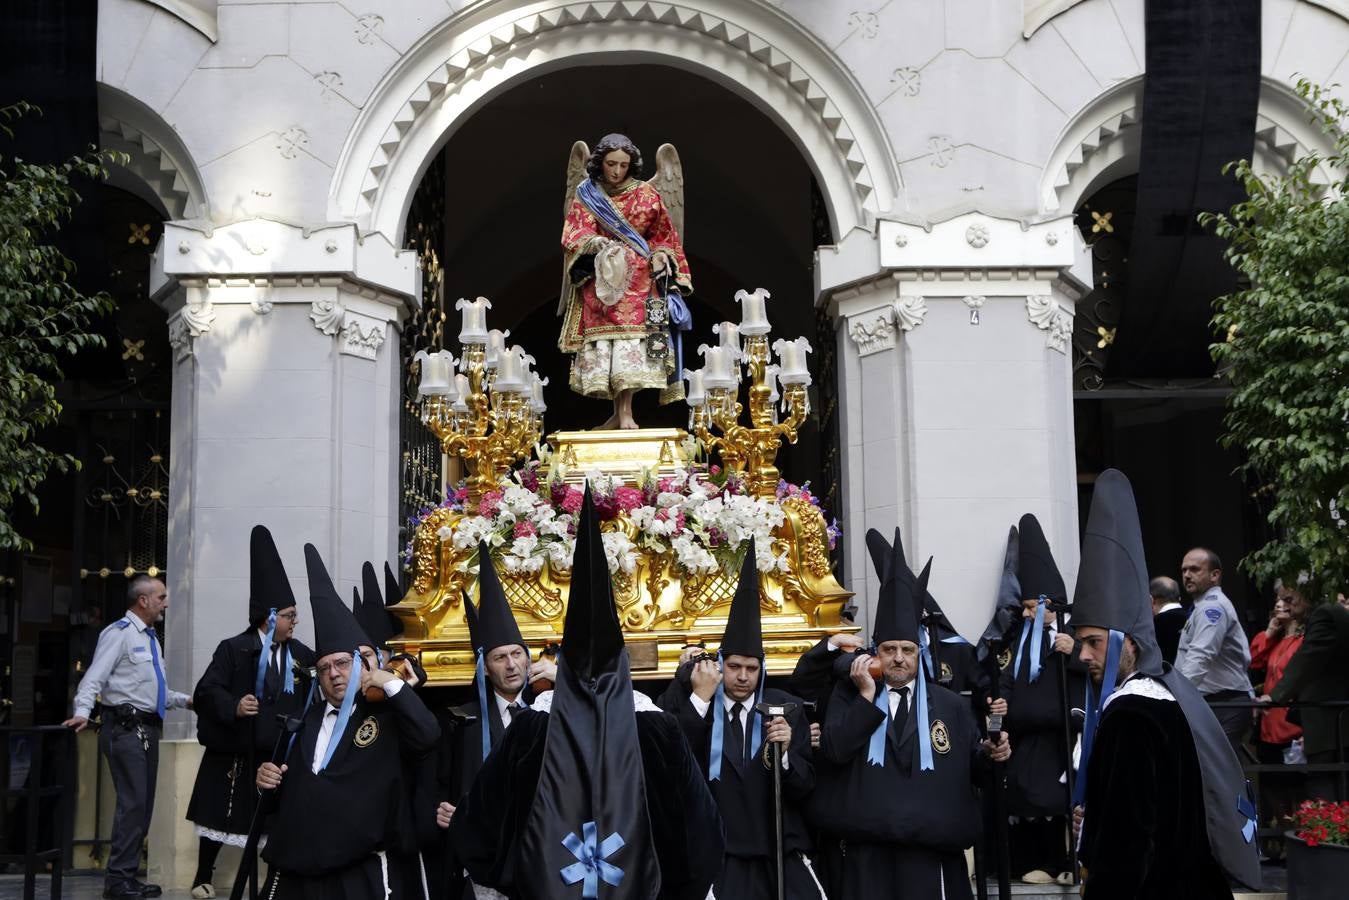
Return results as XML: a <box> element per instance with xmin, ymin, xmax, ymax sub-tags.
<box><xmin>403</xmin><ymin>457</ymin><xmax>840</xmax><ymax>579</ymax></box>
<box><xmin>1293</xmin><ymin>799</ymin><xmax>1349</xmax><ymax>848</ymax></box>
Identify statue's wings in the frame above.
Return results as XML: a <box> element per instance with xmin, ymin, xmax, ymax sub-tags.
<box><xmin>650</xmin><ymin>143</ymin><xmax>685</xmax><ymax>241</ymax></box>
<box><xmin>559</xmin><ymin>140</ymin><xmax>591</xmax><ymax>316</ymax></box>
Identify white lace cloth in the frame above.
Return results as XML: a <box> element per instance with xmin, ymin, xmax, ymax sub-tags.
<box><xmin>1103</xmin><ymin>673</ymin><xmax>1176</xmax><ymax>710</ymax></box>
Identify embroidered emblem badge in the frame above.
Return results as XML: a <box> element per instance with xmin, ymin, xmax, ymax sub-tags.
<box><xmin>354</xmin><ymin>716</ymin><xmax>379</xmax><ymax>747</ymax></box>
<box><xmin>930</xmin><ymin>719</ymin><xmax>951</xmax><ymax>755</ymax></box>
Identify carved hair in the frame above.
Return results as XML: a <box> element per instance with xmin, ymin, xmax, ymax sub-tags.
<box><xmin>586</xmin><ymin>133</ymin><xmax>644</xmax><ymax>181</ymax></box>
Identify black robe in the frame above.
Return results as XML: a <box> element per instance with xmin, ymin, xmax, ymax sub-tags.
<box><xmin>810</xmin><ymin>679</ymin><xmax>989</xmax><ymax>900</ymax></box>
<box><xmin>261</xmin><ymin>687</ymin><xmax>440</xmax><ymax>899</ymax></box>
<box><xmin>665</xmin><ymin>685</ymin><xmax>819</xmax><ymax>900</ymax></box>
<box><xmin>187</xmin><ymin>630</ymin><xmax>315</xmax><ymax>838</ymax></box>
<box><xmin>998</xmin><ymin>628</ymin><xmax>1085</xmax><ymax>818</ymax></box>
<box><xmin>449</xmin><ymin>706</ymin><xmax>725</xmax><ymax>900</ymax></box>
<box><xmin>1078</xmin><ymin>682</ymin><xmax>1233</xmax><ymax>899</ymax></box>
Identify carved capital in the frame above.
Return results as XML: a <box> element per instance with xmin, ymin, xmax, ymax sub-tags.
<box><xmin>1026</xmin><ymin>294</ymin><xmax>1074</xmax><ymax>354</ymax></box>
<box><xmin>339</xmin><ymin>311</ymin><xmax>387</xmax><ymax>360</ymax></box>
<box><xmin>846</xmin><ymin>307</ymin><xmax>897</xmax><ymax>356</ymax></box>
<box><xmin>167</xmin><ymin>300</ymin><xmax>215</xmax><ymax>361</ymax></box>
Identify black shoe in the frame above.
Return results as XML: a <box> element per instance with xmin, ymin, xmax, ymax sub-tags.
<box><xmin>103</xmin><ymin>881</ymin><xmax>143</xmax><ymax>899</ymax></box>
<box><xmin>136</xmin><ymin>882</ymin><xmax>163</xmax><ymax>897</ymax></box>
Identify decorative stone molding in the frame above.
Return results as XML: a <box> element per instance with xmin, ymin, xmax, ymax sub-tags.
<box><xmin>166</xmin><ymin>300</ymin><xmax>215</xmax><ymax>361</ymax></box>
<box><xmin>881</xmin><ymin>212</ymin><xmax>1075</xmax><ymax>272</ymax></box>
<box><xmin>339</xmin><ymin>311</ymin><xmax>388</xmax><ymax>360</ymax></box>
<box><xmin>335</xmin><ymin>0</ymin><xmax>901</xmax><ymax>240</ymax></box>
<box><xmin>250</xmin><ymin>294</ymin><xmax>274</xmax><ymax>315</ymax></box>
<box><xmin>97</xmin><ymin>85</ymin><xmax>207</xmax><ymax>220</ymax></box>
<box><xmin>965</xmin><ymin>223</ymin><xmax>990</xmax><ymax>249</ymax></box>
<box><xmin>847</xmin><ymin>307</ymin><xmax>897</xmax><ymax>357</ymax></box>
<box><xmin>1026</xmin><ymin>294</ymin><xmax>1074</xmax><ymax>354</ymax></box>
<box><xmin>962</xmin><ymin>295</ymin><xmax>985</xmax><ymax>325</ymax></box>
<box><xmin>894</xmin><ymin>295</ymin><xmax>928</xmax><ymax>332</ymax></box>
<box><xmin>310</xmin><ymin>299</ymin><xmax>346</xmax><ymax>336</ymax></box>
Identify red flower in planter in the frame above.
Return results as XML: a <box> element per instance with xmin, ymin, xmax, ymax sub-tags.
<box><xmin>1294</xmin><ymin>799</ymin><xmax>1349</xmax><ymax>848</ymax></box>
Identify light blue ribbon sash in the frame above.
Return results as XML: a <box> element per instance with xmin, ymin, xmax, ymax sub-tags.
<box><xmin>1071</xmin><ymin>628</ymin><xmax>1124</xmax><ymax>807</ymax></box>
<box><xmin>560</xmin><ymin>821</ymin><xmax>626</xmax><ymax>899</ymax></box>
<box><xmin>1012</xmin><ymin>596</ymin><xmax>1049</xmax><ymax>684</ymax></box>
<box><xmin>318</xmin><ymin>647</ymin><xmax>361</xmax><ymax>773</ymax></box>
<box><xmin>707</xmin><ymin>651</ymin><xmax>765</xmax><ymax>781</ymax></box>
<box><xmin>254</xmin><ymin>608</ymin><xmax>295</xmax><ymax>699</ymax></box>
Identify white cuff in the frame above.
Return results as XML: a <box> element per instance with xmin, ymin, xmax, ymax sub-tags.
<box><xmin>689</xmin><ymin>692</ymin><xmax>711</xmax><ymax>718</ymax></box>
<box><xmin>383</xmin><ymin>678</ymin><xmax>404</xmax><ymax>698</ymax></box>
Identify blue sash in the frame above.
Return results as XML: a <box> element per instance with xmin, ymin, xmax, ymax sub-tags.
<box><xmin>576</xmin><ymin>179</ymin><xmax>692</xmax><ymax>382</ymax></box>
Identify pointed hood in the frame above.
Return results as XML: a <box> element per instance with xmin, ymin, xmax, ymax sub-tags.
<box><xmin>978</xmin><ymin>525</ymin><xmax>1024</xmax><ymax>661</ymax></box>
<box><xmin>304</xmin><ymin>544</ymin><xmax>372</xmax><ymax>659</ymax></box>
<box><xmin>383</xmin><ymin>562</ymin><xmax>403</xmax><ymax>607</ymax></box>
<box><xmin>356</xmin><ymin>562</ymin><xmax>396</xmax><ymax>648</ymax></box>
<box><xmin>249</xmin><ymin>525</ymin><xmax>296</xmax><ymax>626</ymax></box>
<box><xmin>719</xmin><ymin>537</ymin><xmax>764</xmax><ymax>659</ymax></box>
<box><xmin>463</xmin><ymin>590</ymin><xmax>480</xmax><ymax>649</ymax></box>
<box><xmin>868</xmin><ymin>527</ymin><xmax>922</xmax><ymax>645</ymax></box>
<box><xmin>1017</xmin><ymin>514</ymin><xmax>1067</xmax><ymax>606</ymax></box>
<box><xmin>1071</xmin><ymin>469</ymin><xmax>1160</xmax><ymax>674</ymax></box>
<box><xmin>472</xmin><ymin>542</ymin><xmax>526</xmax><ymax>655</ymax></box>
<box><xmin>519</xmin><ymin>483</ymin><xmax>661</xmax><ymax>900</ymax></box>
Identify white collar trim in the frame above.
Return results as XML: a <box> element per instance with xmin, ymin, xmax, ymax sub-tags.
<box><xmin>530</xmin><ymin>689</ymin><xmax>660</xmax><ymax>714</ymax></box>
<box><xmin>1104</xmin><ymin>673</ymin><xmax>1175</xmax><ymax>709</ymax></box>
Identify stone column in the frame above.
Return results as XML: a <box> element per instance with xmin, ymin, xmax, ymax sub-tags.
<box><xmin>829</xmin><ymin>213</ymin><xmax>1087</xmax><ymax>638</ymax></box>
<box><xmin>145</xmin><ymin>220</ymin><xmax>418</xmax><ymax>887</ymax></box>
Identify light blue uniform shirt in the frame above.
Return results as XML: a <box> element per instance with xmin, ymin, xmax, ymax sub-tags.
<box><xmin>1177</xmin><ymin>587</ymin><xmax>1253</xmax><ymax>696</ymax></box>
<box><xmin>72</xmin><ymin>613</ymin><xmax>191</xmax><ymax>719</ymax></box>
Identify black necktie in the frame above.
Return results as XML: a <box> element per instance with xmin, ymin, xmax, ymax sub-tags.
<box><xmin>727</xmin><ymin>702</ymin><xmax>746</xmax><ymax>766</ymax></box>
<box><xmin>505</xmin><ymin>701</ymin><xmax>522</xmax><ymax>726</ymax></box>
<box><xmin>264</xmin><ymin>644</ymin><xmax>281</xmax><ymax>697</ymax></box>
<box><xmin>890</xmin><ymin>686</ymin><xmax>910</xmax><ymax>738</ymax></box>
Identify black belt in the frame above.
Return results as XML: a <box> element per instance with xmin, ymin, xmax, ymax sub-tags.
<box><xmin>112</xmin><ymin>704</ymin><xmax>163</xmax><ymax>726</ymax></box>
<box><xmin>1203</xmin><ymin>689</ymin><xmax>1249</xmax><ymax>702</ymax></box>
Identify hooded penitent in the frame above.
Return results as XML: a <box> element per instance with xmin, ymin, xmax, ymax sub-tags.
<box><xmin>250</xmin><ymin>525</ymin><xmax>297</xmax><ymax>697</ymax></box>
<box><xmin>864</xmin><ymin>527</ymin><xmax>935</xmax><ymax>772</ymax></box>
<box><xmin>1072</xmin><ymin>469</ymin><xmax>1261</xmax><ymax>889</ymax></box>
<box><xmin>518</xmin><ymin>486</ymin><xmax>660</xmax><ymax>900</ymax></box>
<box><xmin>707</xmin><ymin>538</ymin><xmax>766</xmax><ymax>780</ymax></box>
<box><xmin>304</xmin><ymin>543</ymin><xmax>373</xmax><ymax>772</ymax></box>
<box><xmin>355</xmin><ymin>562</ymin><xmax>396</xmax><ymax>661</ymax></box>
<box><xmin>1012</xmin><ymin>514</ymin><xmax>1067</xmax><ymax>684</ymax></box>
<box><xmin>467</xmin><ymin>542</ymin><xmax>529</xmax><ymax>762</ymax></box>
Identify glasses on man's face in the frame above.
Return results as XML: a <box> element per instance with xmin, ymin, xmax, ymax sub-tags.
<box><xmin>276</xmin><ymin>610</ymin><xmax>298</xmax><ymax>621</ymax></box>
<box><xmin>317</xmin><ymin>656</ymin><xmax>353</xmax><ymax>678</ymax></box>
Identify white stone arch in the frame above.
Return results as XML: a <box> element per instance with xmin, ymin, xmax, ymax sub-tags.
<box><xmin>98</xmin><ymin>84</ymin><xmax>209</xmax><ymax>221</ymax></box>
<box><xmin>1038</xmin><ymin>75</ymin><xmax>1336</xmax><ymax>215</ymax></box>
<box><xmin>330</xmin><ymin>0</ymin><xmax>901</xmax><ymax>246</ymax></box>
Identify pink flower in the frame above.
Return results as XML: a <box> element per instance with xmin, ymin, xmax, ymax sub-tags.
<box><xmin>560</xmin><ymin>487</ymin><xmax>584</xmax><ymax>515</ymax></box>
<box><xmin>513</xmin><ymin>520</ymin><xmax>537</xmax><ymax>538</ymax></box>
<box><xmin>479</xmin><ymin>490</ymin><xmax>503</xmax><ymax>518</ymax></box>
<box><xmin>519</xmin><ymin>464</ymin><xmax>540</xmax><ymax>492</ymax></box>
<box><xmin>710</xmin><ymin>465</ymin><xmax>721</xmax><ymax>476</ymax></box>
<box><xmin>658</xmin><ymin>477</ymin><xmax>678</xmax><ymax>493</ymax></box>
<box><xmin>614</xmin><ymin>486</ymin><xmax>644</xmax><ymax>513</ymax></box>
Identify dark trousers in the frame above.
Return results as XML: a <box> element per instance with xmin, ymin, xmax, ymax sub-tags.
<box><xmin>1204</xmin><ymin>690</ymin><xmax>1252</xmax><ymax>757</ymax></box>
<box><xmin>100</xmin><ymin>718</ymin><xmax>161</xmax><ymax>883</ymax></box>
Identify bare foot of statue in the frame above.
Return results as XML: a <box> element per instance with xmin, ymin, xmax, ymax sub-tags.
<box><xmin>615</xmin><ymin>389</ymin><xmax>640</xmax><ymax>430</ymax></box>
<box><xmin>618</xmin><ymin>415</ymin><xmax>640</xmax><ymax>430</ymax></box>
<box><xmin>595</xmin><ymin>412</ymin><xmax>621</xmax><ymax>431</ymax></box>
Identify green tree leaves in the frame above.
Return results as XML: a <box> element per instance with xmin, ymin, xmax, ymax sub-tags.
<box><xmin>1201</xmin><ymin>79</ymin><xmax>1349</xmax><ymax>600</ymax></box>
<box><xmin>0</xmin><ymin>103</ymin><xmax>122</xmax><ymax>550</ymax></box>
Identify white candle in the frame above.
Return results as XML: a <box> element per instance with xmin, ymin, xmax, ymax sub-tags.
<box><xmin>736</xmin><ymin>288</ymin><xmax>771</xmax><ymax>335</ymax></box>
<box><xmin>773</xmin><ymin>337</ymin><xmax>813</xmax><ymax>384</ymax></box>
<box><xmin>484</xmin><ymin>329</ymin><xmax>510</xmax><ymax>370</ymax></box>
<box><xmin>713</xmin><ymin>321</ymin><xmax>741</xmax><ymax>359</ymax></box>
<box><xmin>531</xmin><ymin>374</ymin><xmax>549</xmax><ymax>413</ymax></box>
<box><xmin>413</xmin><ymin>349</ymin><xmax>457</xmax><ymax>396</ymax></box>
<box><xmin>495</xmin><ymin>346</ymin><xmax>526</xmax><ymax>392</ymax></box>
<box><xmin>765</xmin><ymin>364</ymin><xmax>781</xmax><ymax>403</ymax></box>
<box><xmin>456</xmin><ymin>297</ymin><xmax>492</xmax><ymax>344</ymax></box>
<box><xmin>451</xmin><ymin>374</ymin><xmax>471</xmax><ymax>413</ymax></box>
<box><xmin>685</xmin><ymin>368</ymin><xmax>706</xmax><ymax>407</ymax></box>
<box><xmin>699</xmin><ymin>344</ymin><xmax>735</xmax><ymax>389</ymax></box>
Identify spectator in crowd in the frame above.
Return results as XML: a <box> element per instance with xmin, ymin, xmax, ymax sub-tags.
<box><xmin>1150</xmin><ymin>576</ymin><xmax>1186</xmax><ymax>666</ymax></box>
<box><xmin>1177</xmin><ymin>547</ymin><xmax>1254</xmax><ymax>753</ymax></box>
<box><xmin>1262</xmin><ymin>594</ymin><xmax>1349</xmax><ymax>801</ymax></box>
<box><xmin>1248</xmin><ymin>581</ymin><xmax>1309</xmax><ymax>856</ymax></box>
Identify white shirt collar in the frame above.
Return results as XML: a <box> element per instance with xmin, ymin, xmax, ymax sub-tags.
<box><xmin>1158</xmin><ymin>602</ymin><xmax>1182</xmax><ymax>613</ymax></box>
<box><xmin>123</xmin><ymin>613</ymin><xmax>149</xmax><ymax>634</ymax></box>
<box><xmin>495</xmin><ymin>691</ymin><xmax>524</xmax><ymax>721</ymax></box>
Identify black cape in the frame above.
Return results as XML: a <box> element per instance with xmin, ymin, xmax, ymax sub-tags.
<box><xmin>998</xmin><ymin>625</ymin><xmax>1085</xmax><ymax>817</ymax></box>
<box><xmin>449</xmin><ymin>704</ymin><xmax>724</xmax><ymax>900</ymax></box>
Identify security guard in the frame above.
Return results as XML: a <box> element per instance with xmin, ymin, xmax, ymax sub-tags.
<box><xmin>65</xmin><ymin>575</ymin><xmax>192</xmax><ymax>899</ymax></box>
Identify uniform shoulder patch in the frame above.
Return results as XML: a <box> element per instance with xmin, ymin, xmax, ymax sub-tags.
<box><xmin>354</xmin><ymin>716</ymin><xmax>379</xmax><ymax>748</ymax></box>
<box><xmin>930</xmin><ymin>718</ymin><xmax>951</xmax><ymax>755</ymax></box>
<box><xmin>1204</xmin><ymin>607</ymin><xmax>1223</xmax><ymax>624</ymax></box>
<box><xmin>115</xmin><ymin>619</ymin><xmax>131</xmax><ymax>630</ymax></box>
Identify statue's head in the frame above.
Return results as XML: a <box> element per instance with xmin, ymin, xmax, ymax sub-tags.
<box><xmin>587</xmin><ymin>133</ymin><xmax>644</xmax><ymax>185</ymax></box>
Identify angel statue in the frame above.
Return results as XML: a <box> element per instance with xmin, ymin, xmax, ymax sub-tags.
<box><xmin>558</xmin><ymin>133</ymin><xmax>693</xmax><ymax>429</ymax></box>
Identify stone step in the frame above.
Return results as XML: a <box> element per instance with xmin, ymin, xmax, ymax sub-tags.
<box><xmin>975</xmin><ymin>882</ymin><xmax>1285</xmax><ymax>900</ymax></box>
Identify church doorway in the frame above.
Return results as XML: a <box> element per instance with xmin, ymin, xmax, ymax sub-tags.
<box><xmin>397</xmin><ymin>63</ymin><xmax>841</xmax><ymax>550</ymax></box>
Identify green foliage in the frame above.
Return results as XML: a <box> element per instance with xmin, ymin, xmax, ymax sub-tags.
<box><xmin>0</xmin><ymin>103</ymin><xmax>121</xmax><ymax>550</ymax></box>
<box><xmin>1200</xmin><ymin>79</ymin><xmax>1349</xmax><ymax>599</ymax></box>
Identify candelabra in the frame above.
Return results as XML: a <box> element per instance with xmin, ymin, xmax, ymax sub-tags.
<box><xmin>688</xmin><ymin>289</ymin><xmax>813</xmax><ymax>499</ymax></box>
<box><xmin>414</xmin><ymin>297</ymin><xmax>546</xmax><ymax>514</ymax></box>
